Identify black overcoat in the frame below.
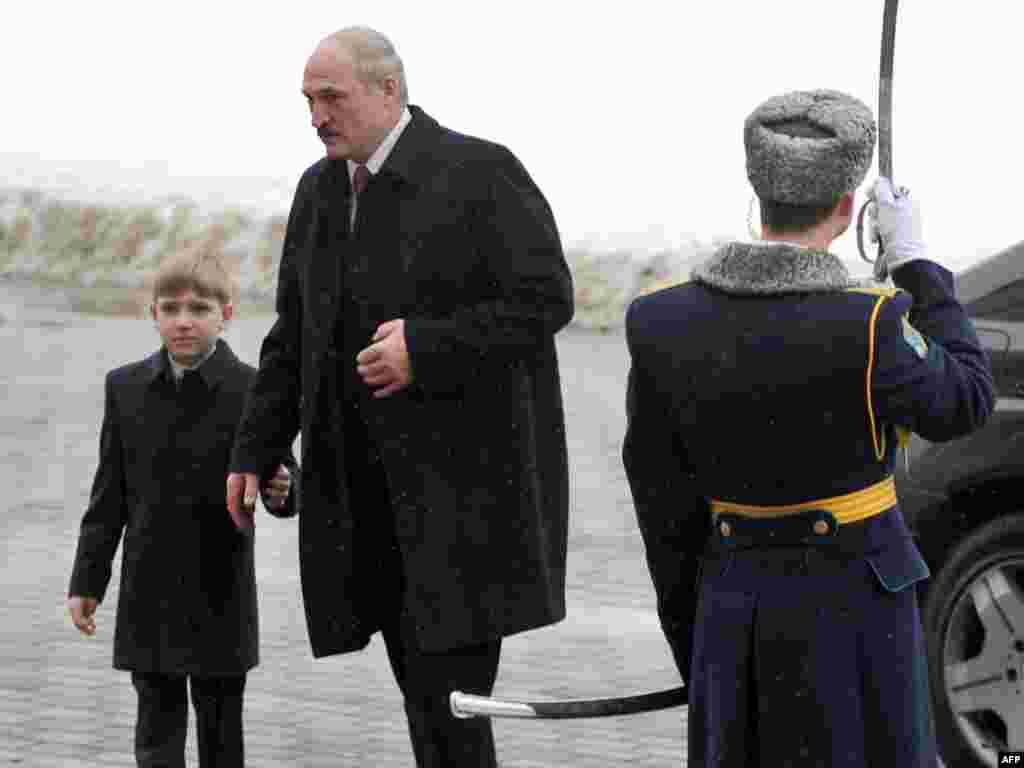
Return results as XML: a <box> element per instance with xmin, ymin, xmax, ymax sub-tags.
<box><xmin>231</xmin><ymin>106</ymin><xmax>574</xmax><ymax>657</ymax></box>
<box><xmin>68</xmin><ymin>341</ymin><xmax>297</xmax><ymax>675</ymax></box>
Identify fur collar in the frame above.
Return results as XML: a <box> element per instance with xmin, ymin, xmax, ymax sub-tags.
<box><xmin>692</xmin><ymin>241</ymin><xmax>857</xmax><ymax>295</ymax></box>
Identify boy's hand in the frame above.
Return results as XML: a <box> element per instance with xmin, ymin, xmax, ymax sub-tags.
<box><xmin>261</xmin><ymin>464</ymin><xmax>291</xmax><ymax>511</ymax></box>
<box><xmin>226</xmin><ymin>472</ymin><xmax>259</xmax><ymax>533</ymax></box>
<box><xmin>68</xmin><ymin>596</ymin><xmax>98</xmax><ymax>636</ymax></box>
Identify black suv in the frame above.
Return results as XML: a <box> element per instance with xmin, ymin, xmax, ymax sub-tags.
<box><xmin>897</xmin><ymin>241</ymin><xmax>1024</xmax><ymax>767</ymax></box>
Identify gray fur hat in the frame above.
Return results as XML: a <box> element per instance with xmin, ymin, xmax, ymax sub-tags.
<box><xmin>745</xmin><ymin>89</ymin><xmax>876</xmax><ymax>206</ymax></box>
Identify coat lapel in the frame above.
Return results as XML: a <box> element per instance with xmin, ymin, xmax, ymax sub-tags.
<box><xmin>379</xmin><ymin>105</ymin><xmax>443</xmax><ymax>187</ymax></box>
<box><xmin>195</xmin><ymin>340</ymin><xmax>238</xmax><ymax>391</ymax></box>
<box><xmin>307</xmin><ymin>160</ymin><xmax>350</xmax><ymax>343</ymax></box>
<box><xmin>359</xmin><ymin>106</ymin><xmax>445</xmax><ymax>298</ymax></box>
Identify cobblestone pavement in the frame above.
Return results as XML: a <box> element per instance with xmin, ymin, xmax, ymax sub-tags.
<box><xmin>0</xmin><ymin>279</ymin><xmax>686</xmax><ymax>767</ymax></box>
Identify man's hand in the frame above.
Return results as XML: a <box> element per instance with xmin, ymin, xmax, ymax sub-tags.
<box><xmin>226</xmin><ymin>472</ymin><xmax>259</xmax><ymax>533</ymax></box>
<box><xmin>356</xmin><ymin>319</ymin><xmax>414</xmax><ymax>398</ymax></box>
<box><xmin>261</xmin><ymin>464</ymin><xmax>291</xmax><ymax>512</ymax></box>
<box><xmin>68</xmin><ymin>596</ymin><xmax>98</xmax><ymax>636</ymax></box>
<box><xmin>868</xmin><ymin>177</ymin><xmax>928</xmax><ymax>280</ymax></box>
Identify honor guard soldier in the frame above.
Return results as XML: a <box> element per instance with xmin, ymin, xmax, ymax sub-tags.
<box><xmin>622</xmin><ymin>89</ymin><xmax>995</xmax><ymax>766</ymax></box>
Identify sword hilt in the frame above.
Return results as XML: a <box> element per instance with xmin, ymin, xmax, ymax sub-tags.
<box><xmin>856</xmin><ymin>198</ymin><xmax>883</xmax><ymax>265</ymax></box>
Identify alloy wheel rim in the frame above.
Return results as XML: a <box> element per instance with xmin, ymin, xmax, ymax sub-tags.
<box><xmin>943</xmin><ymin>555</ymin><xmax>1024</xmax><ymax>767</ymax></box>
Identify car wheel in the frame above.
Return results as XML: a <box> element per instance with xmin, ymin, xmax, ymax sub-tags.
<box><xmin>923</xmin><ymin>514</ymin><xmax>1024</xmax><ymax>768</ymax></box>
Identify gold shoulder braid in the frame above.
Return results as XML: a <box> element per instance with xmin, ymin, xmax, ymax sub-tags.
<box><xmin>846</xmin><ymin>285</ymin><xmax>914</xmax><ymax>472</ymax></box>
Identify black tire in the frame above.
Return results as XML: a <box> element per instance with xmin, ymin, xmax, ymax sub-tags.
<box><xmin>923</xmin><ymin>514</ymin><xmax>1024</xmax><ymax>768</ymax></box>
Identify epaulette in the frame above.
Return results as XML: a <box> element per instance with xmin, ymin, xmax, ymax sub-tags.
<box><xmin>844</xmin><ymin>284</ymin><xmax>900</xmax><ymax>298</ymax></box>
<box><xmin>637</xmin><ymin>278</ymin><xmax>690</xmax><ymax>297</ymax></box>
<box><xmin>851</xmin><ymin>283</ymin><xmax>914</xmax><ymax>463</ymax></box>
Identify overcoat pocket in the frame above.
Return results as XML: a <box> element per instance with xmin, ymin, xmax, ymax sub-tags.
<box><xmin>865</xmin><ymin>537</ymin><xmax>931</xmax><ymax>592</ymax></box>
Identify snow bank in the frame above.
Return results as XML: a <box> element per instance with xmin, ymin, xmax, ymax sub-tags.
<box><xmin>0</xmin><ymin>186</ymin><xmax>719</xmax><ymax>329</ymax></box>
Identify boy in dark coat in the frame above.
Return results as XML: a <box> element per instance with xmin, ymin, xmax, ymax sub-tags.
<box><xmin>67</xmin><ymin>251</ymin><xmax>298</xmax><ymax>768</ymax></box>
<box><xmin>624</xmin><ymin>89</ymin><xmax>994</xmax><ymax>766</ymax></box>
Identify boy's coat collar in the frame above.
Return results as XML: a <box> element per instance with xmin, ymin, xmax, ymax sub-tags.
<box><xmin>145</xmin><ymin>339</ymin><xmax>236</xmax><ymax>389</ymax></box>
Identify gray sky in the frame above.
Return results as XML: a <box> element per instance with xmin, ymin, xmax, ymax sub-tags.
<box><xmin>4</xmin><ymin>1</ymin><xmax>1020</xmax><ymax>272</ymax></box>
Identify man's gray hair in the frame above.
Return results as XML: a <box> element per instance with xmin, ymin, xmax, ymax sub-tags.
<box><xmin>329</xmin><ymin>26</ymin><xmax>408</xmax><ymax>106</ymax></box>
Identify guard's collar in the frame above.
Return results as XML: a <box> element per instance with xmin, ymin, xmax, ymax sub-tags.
<box><xmin>692</xmin><ymin>240</ymin><xmax>857</xmax><ymax>295</ymax></box>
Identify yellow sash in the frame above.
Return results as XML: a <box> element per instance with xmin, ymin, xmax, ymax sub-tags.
<box><xmin>710</xmin><ymin>476</ymin><xmax>897</xmax><ymax>525</ymax></box>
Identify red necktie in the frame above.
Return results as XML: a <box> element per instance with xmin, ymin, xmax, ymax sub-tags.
<box><xmin>352</xmin><ymin>164</ymin><xmax>371</xmax><ymax>197</ymax></box>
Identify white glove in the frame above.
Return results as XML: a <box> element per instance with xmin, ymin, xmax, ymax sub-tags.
<box><xmin>867</xmin><ymin>177</ymin><xmax>928</xmax><ymax>280</ymax></box>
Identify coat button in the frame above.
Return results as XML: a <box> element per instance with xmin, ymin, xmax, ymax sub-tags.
<box><xmin>719</xmin><ymin>521</ymin><xmax>732</xmax><ymax>537</ymax></box>
<box><xmin>813</xmin><ymin>519</ymin><xmax>830</xmax><ymax>536</ymax></box>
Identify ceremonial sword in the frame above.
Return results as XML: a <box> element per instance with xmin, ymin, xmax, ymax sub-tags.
<box><xmin>454</xmin><ymin>3</ymin><xmax>899</xmax><ymax>723</ymax></box>
<box><xmin>856</xmin><ymin>0</ymin><xmax>899</xmax><ymax>264</ymax></box>
<box><xmin>450</xmin><ymin>685</ymin><xmax>688</xmax><ymax>720</ymax></box>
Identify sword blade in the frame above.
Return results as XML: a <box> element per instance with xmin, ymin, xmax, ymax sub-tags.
<box><xmin>859</xmin><ymin>0</ymin><xmax>900</xmax><ymax>264</ymax></box>
<box><xmin>450</xmin><ymin>685</ymin><xmax>688</xmax><ymax>720</ymax></box>
<box><xmin>878</xmin><ymin>0</ymin><xmax>899</xmax><ymax>180</ymax></box>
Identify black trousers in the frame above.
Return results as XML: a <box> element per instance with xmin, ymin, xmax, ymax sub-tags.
<box><xmin>380</xmin><ymin>616</ymin><xmax>501</xmax><ymax>767</ymax></box>
<box><xmin>343</xmin><ymin>400</ymin><xmax>502</xmax><ymax>768</ymax></box>
<box><xmin>131</xmin><ymin>672</ymin><xmax>246</xmax><ymax>768</ymax></box>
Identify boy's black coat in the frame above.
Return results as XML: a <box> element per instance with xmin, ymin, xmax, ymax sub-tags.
<box><xmin>68</xmin><ymin>340</ymin><xmax>297</xmax><ymax>675</ymax></box>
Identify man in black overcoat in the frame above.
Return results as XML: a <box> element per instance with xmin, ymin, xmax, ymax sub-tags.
<box><xmin>623</xmin><ymin>90</ymin><xmax>995</xmax><ymax>766</ymax></box>
<box><xmin>226</xmin><ymin>25</ymin><xmax>573</xmax><ymax>767</ymax></box>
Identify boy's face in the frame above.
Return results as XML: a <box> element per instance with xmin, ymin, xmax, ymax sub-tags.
<box><xmin>150</xmin><ymin>289</ymin><xmax>232</xmax><ymax>367</ymax></box>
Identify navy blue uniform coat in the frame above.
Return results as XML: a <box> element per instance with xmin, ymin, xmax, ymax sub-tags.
<box><xmin>68</xmin><ymin>340</ymin><xmax>297</xmax><ymax>675</ymax></box>
<box><xmin>231</xmin><ymin>106</ymin><xmax>573</xmax><ymax>657</ymax></box>
<box><xmin>623</xmin><ymin>244</ymin><xmax>994</xmax><ymax>767</ymax></box>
